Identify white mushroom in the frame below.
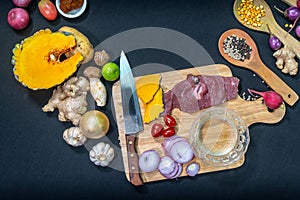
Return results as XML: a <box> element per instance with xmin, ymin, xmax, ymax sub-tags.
<box><xmin>89</xmin><ymin>142</ymin><xmax>114</xmax><ymax>167</ymax></box>
<box><xmin>83</xmin><ymin>66</ymin><xmax>107</xmax><ymax>107</ymax></box>
<box><xmin>63</xmin><ymin>127</ymin><xmax>87</xmax><ymax>147</ymax></box>
<box><xmin>89</xmin><ymin>78</ymin><xmax>107</xmax><ymax>107</ymax></box>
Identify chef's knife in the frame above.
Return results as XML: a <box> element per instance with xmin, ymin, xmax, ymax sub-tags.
<box><xmin>120</xmin><ymin>50</ymin><xmax>144</xmax><ymax>186</ymax></box>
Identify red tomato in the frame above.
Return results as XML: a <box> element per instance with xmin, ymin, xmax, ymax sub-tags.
<box><xmin>151</xmin><ymin>123</ymin><xmax>163</xmax><ymax>138</ymax></box>
<box><xmin>164</xmin><ymin>115</ymin><xmax>177</xmax><ymax>127</ymax></box>
<box><xmin>38</xmin><ymin>0</ymin><xmax>57</xmax><ymax>21</ymax></box>
<box><xmin>162</xmin><ymin>127</ymin><xmax>175</xmax><ymax>137</ymax></box>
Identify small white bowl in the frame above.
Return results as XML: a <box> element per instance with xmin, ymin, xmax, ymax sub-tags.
<box><xmin>56</xmin><ymin>0</ymin><xmax>87</xmax><ymax>18</ymax></box>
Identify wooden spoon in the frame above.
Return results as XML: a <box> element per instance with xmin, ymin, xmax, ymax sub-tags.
<box><xmin>218</xmin><ymin>28</ymin><xmax>298</xmax><ymax>106</ymax></box>
<box><xmin>281</xmin><ymin>0</ymin><xmax>297</xmax><ymax>6</ymax></box>
<box><xmin>233</xmin><ymin>0</ymin><xmax>300</xmax><ymax>59</ymax></box>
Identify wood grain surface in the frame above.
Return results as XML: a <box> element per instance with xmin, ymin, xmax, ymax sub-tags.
<box><xmin>112</xmin><ymin>64</ymin><xmax>286</xmax><ymax>184</ymax></box>
<box><xmin>218</xmin><ymin>28</ymin><xmax>299</xmax><ymax>106</ymax></box>
<box><xmin>281</xmin><ymin>0</ymin><xmax>297</xmax><ymax>6</ymax></box>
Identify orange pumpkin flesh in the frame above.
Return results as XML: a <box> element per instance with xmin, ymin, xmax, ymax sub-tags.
<box><xmin>12</xmin><ymin>29</ymin><xmax>83</xmax><ymax>90</ymax></box>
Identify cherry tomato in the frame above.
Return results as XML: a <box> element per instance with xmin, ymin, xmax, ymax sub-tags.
<box><xmin>164</xmin><ymin>115</ymin><xmax>177</xmax><ymax>127</ymax></box>
<box><xmin>38</xmin><ymin>0</ymin><xmax>57</xmax><ymax>21</ymax></box>
<box><xmin>151</xmin><ymin>123</ymin><xmax>163</xmax><ymax>138</ymax></box>
<box><xmin>162</xmin><ymin>127</ymin><xmax>175</xmax><ymax>137</ymax></box>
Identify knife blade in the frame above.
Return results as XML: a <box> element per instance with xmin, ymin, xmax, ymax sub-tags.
<box><xmin>120</xmin><ymin>50</ymin><xmax>144</xmax><ymax>186</ymax></box>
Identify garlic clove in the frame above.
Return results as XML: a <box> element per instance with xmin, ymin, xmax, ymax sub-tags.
<box><xmin>63</xmin><ymin>127</ymin><xmax>86</xmax><ymax>147</ymax></box>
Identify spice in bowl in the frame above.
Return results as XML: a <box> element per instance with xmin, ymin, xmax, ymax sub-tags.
<box><xmin>59</xmin><ymin>0</ymin><xmax>84</xmax><ymax>13</ymax></box>
<box><xmin>222</xmin><ymin>35</ymin><xmax>252</xmax><ymax>61</ymax></box>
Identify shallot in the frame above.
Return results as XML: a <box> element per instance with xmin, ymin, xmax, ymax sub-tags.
<box><xmin>138</xmin><ymin>150</ymin><xmax>160</xmax><ymax>173</ymax></box>
<box><xmin>248</xmin><ymin>89</ymin><xmax>283</xmax><ymax>110</ymax></box>
<box><xmin>274</xmin><ymin>6</ymin><xmax>300</xmax><ymax>21</ymax></box>
<box><xmin>12</xmin><ymin>0</ymin><xmax>31</xmax><ymax>7</ymax></box>
<box><xmin>7</xmin><ymin>8</ymin><xmax>29</xmax><ymax>30</ymax></box>
<box><xmin>38</xmin><ymin>0</ymin><xmax>57</xmax><ymax>21</ymax></box>
<box><xmin>269</xmin><ymin>35</ymin><xmax>281</xmax><ymax>51</ymax></box>
<box><xmin>274</xmin><ymin>6</ymin><xmax>300</xmax><ymax>34</ymax></box>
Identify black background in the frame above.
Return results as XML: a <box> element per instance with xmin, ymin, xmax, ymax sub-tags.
<box><xmin>1</xmin><ymin>0</ymin><xmax>300</xmax><ymax>199</ymax></box>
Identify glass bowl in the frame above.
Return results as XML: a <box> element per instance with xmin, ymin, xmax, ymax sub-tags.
<box><xmin>189</xmin><ymin>107</ymin><xmax>250</xmax><ymax>166</ymax></box>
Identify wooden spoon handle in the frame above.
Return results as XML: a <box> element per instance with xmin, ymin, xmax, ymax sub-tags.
<box><xmin>281</xmin><ymin>0</ymin><xmax>297</xmax><ymax>6</ymax></box>
<box><xmin>268</xmin><ymin>21</ymin><xmax>300</xmax><ymax>59</ymax></box>
<box><xmin>248</xmin><ymin>59</ymin><xmax>298</xmax><ymax>106</ymax></box>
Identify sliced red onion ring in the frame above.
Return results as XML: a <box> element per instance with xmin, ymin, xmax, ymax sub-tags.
<box><xmin>173</xmin><ymin>163</ymin><xmax>183</xmax><ymax>178</ymax></box>
<box><xmin>163</xmin><ymin>136</ymin><xmax>194</xmax><ymax>164</ymax></box>
<box><xmin>169</xmin><ymin>140</ymin><xmax>194</xmax><ymax>164</ymax></box>
<box><xmin>186</xmin><ymin>162</ymin><xmax>200</xmax><ymax>177</ymax></box>
<box><xmin>163</xmin><ymin>162</ymin><xmax>179</xmax><ymax>179</ymax></box>
<box><xmin>138</xmin><ymin>150</ymin><xmax>160</xmax><ymax>173</ymax></box>
<box><xmin>158</xmin><ymin>156</ymin><xmax>176</xmax><ymax>176</ymax></box>
<box><xmin>162</xmin><ymin>135</ymin><xmax>186</xmax><ymax>153</ymax></box>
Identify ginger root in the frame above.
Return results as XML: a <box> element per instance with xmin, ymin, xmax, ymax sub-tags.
<box><xmin>273</xmin><ymin>45</ymin><xmax>298</xmax><ymax>75</ymax></box>
<box><xmin>42</xmin><ymin>76</ymin><xmax>90</xmax><ymax>125</ymax></box>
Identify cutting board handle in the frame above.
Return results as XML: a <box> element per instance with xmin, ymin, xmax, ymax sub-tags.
<box><xmin>229</xmin><ymin>97</ymin><xmax>286</xmax><ymax>126</ymax></box>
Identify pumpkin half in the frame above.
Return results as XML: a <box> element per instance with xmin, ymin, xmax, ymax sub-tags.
<box><xmin>12</xmin><ymin>29</ymin><xmax>83</xmax><ymax>90</ymax></box>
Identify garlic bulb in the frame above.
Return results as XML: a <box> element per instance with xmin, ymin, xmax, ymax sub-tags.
<box><xmin>63</xmin><ymin>127</ymin><xmax>86</xmax><ymax>147</ymax></box>
<box><xmin>89</xmin><ymin>142</ymin><xmax>114</xmax><ymax>167</ymax></box>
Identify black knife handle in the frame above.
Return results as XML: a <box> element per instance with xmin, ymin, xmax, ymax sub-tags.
<box><xmin>126</xmin><ymin>134</ymin><xmax>143</xmax><ymax>186</ymax></box>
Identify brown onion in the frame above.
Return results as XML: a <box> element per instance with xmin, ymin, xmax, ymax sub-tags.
<box><xmin>79</xmin><ymin>110</ymin><xmax>110</xmax><ymax>139</ymax></box>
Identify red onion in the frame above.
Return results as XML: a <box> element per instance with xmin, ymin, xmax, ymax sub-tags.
<box><xmin>164</xmin><ymin>163</ymin><xmax>182</xmax><ymax>179</ymax></box>
<box><xmin>163</xmin><ymin>135</ymin><xmax>194</xmax><ymax>164</ymax></box>
<box><xmin>158</xmin><ymin>156</ymin><xmax>176</xmax><ymax>175</ymax></box>
<box><xmin>248</xmin><ymin>89</ymin><xmax>283</xmax><ymax>110</ymax></box>
<box><xmin>163</xmin><ymin>162</ymin><xmax>179</xmax><ymax>179</ymax></box>
<box><xmin>158</xmin><ymin>156</ymin><xmax>182</xmax><ymax>179</ymax></box>
<box><xmin>7</xmin><ymin>8</ymin><xmax>29</xmax><ymax>30</ymax></box>
<box><xmin>186</xmin><ymin>162</ymin><xmax>200</xmax><ymax>177</ymax></box>
<box><xmin>162</xmin><ymin>135</ymin><xmax>186</xmax><ymax>154</ymax></box>
<box><xmin>297</xmin><ymin>0</ymin><xmax>300</xmax><ymax>9</ymax></box>
<box><xmin>173</xmin><ymin>163</ymin><xmax>183</xmax><ymax>178</ymax></box>
<box><xmin>138</xmin><ymin>150</ymin><xmax>160</xmax><ymax>173</ymax></box>
<box><xmin>12</xmin><ymin>0</ymin><xmax>31</xmax><ymax>7</ymax></box>
<box><xmin>169</xmin><ymin>141</ymin><xmax>194</xmax><ymax>164</ymax></box>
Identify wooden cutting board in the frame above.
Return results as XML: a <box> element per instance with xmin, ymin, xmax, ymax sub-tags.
<box><xmin>112</xmin><ymin>64</ymin><xmax>286</xmax><ymax>184</ymax></box>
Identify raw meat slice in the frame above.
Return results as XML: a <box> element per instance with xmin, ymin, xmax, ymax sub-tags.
<box><xmin>163</xmin><ymin>74</ymin><xmax>239</xmax><ymax>115</ymax></box>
